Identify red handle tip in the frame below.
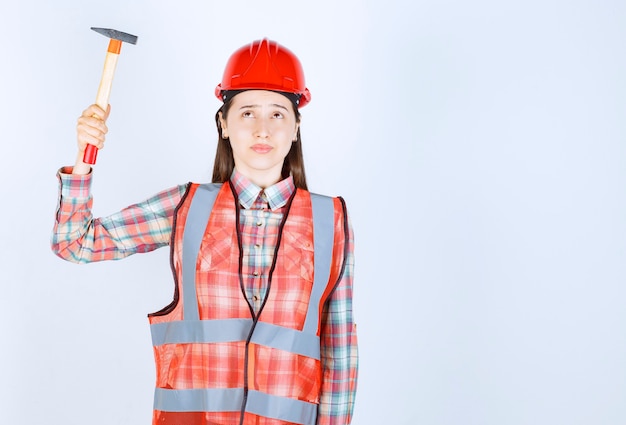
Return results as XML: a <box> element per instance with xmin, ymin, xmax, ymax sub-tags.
<box><xmin>83</xmin><ymin>145</ymin><xmax>98</xmax><ymax>165</ymax></box>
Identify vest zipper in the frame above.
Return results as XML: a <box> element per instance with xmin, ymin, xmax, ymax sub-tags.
<box><xmin>231</xmin><ymin>182</ymin><xmax>297</xmax><ymax>425</ymax></box>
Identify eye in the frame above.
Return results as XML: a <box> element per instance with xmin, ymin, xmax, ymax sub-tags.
<box><xmin>272</xmin><ymin>111</ymin><xmax>284</xmax><ymax>119</ymax></box>
<box><xmin>242</xmin><ymin>110</ymin><xmax>254</xmax><ymax>118</ymax></box>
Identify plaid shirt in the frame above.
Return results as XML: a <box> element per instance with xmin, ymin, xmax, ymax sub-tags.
<box><xmin>52</xmin><ymin>167</ymin><xmax>358</xmax><ymax>424</ymax></box>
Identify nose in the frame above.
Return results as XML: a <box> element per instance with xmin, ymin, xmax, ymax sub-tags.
<box><xmin>254</xmin><ymin>117</ymin><xmax>270</xmax><ymax>138</ymax></box>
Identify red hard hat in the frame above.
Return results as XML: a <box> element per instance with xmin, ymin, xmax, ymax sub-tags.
<box><xmin>215</xmin><ymin>38</ymin><xmax>311</xmax><ymax>108</ymax></box>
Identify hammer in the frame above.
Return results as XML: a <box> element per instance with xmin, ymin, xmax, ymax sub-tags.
<box><xmin>84</xmin><ymin>27</ymin><xmax>138</xmax><ymax>165</ymax></box>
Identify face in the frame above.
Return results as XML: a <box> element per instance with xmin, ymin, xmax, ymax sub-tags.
<box><xmin>219</xmin><ymin>90</ymin><xmax>299</xmax><ymax>188</ymax></box>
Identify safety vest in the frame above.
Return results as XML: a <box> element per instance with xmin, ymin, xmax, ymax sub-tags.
<box><xmin>148</xmin><ymin>182</ymin><xmax>347</xmax><ymax>425</ymax></box>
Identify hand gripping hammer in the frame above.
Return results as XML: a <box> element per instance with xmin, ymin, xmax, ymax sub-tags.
<box><xmin>84</xmin><ymin>27</ymin><xmax>138</xmax><ymax>165</ymax></box>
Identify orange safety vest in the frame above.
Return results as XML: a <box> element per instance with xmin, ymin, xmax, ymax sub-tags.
<box><xmin>148</xmin><ymin>182</ymin><xmax>347</xmax><ymax>425</ymax></box>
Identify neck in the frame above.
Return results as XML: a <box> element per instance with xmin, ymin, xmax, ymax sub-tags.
<box><xmin>235</xmin><ymin>168</ymin><xmax>281</xmax><ymax>189</ymax></box>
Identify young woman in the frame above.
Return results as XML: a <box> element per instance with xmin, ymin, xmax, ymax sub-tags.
<box><xmin>52</xmin><ymin>38</ymin><xmax>358</xmax><ymax>425</ymax></box>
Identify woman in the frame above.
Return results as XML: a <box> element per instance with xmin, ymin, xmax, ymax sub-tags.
<box><xmin>52</xmin><ymin>38</ymin><xmax>358</xmax><ymax>425</ymax></box>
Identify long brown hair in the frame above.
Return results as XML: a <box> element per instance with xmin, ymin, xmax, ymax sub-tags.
<box><xmin>211</xmin><ymin>92</ymin><xmax>308</xmax><ymax>190</ymax></box>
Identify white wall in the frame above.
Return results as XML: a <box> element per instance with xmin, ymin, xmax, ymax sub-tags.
<box><xmin>1</xmin><ymin>1</ymin><xmax>626</xmax><ymax>424</ymax></box>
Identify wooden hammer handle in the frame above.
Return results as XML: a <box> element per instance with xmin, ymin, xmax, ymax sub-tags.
<box><xmin>83</xmin><ymin>39</ymin><xmax>122</xmax><ymax>164</ymax></box>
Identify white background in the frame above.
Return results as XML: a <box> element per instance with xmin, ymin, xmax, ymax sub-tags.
<box><xmin>1</xmin><ymin>1</ymin><xmax>625</xmax><ymax>424</ymax></box>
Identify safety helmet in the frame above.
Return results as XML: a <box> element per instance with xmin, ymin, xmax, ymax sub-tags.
<box><xmin>215</xmin><ymin>38</ymin><xmax>311</xmax><ymax>108</ymax></box>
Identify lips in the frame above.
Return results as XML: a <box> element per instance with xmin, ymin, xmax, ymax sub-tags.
<box><xmin>251</xmin><ymin>144</ymin><xmax>273</xmax><ymax>154</ymax></box>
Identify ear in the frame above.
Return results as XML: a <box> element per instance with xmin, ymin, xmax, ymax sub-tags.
<box><xmin>293</xmin><ymin>122</ymin><xmax>300</xmax><ymax>142</ymax></box>
<box><xmin>218</xmin><ymin>111</ymin><xmax>228</xmax><ymax>139</ymax></box>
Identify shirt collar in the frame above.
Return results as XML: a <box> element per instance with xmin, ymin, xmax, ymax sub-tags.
<box><xmin>230</xmin><ymin>170</ymin><xmax>295</xmax><ymax>211</ymax></box>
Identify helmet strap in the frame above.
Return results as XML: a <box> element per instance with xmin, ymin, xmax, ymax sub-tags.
<box><xmin>221</xmin><ymin>90</ymin><xmax>302</xmax><ymax>109</ymax></box>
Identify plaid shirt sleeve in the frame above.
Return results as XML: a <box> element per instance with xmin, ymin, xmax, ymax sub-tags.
<box><xmin>318</xmin><ymin>205</ymin><xmax>358</xmax><ymax>425</ymax></box>
<box><xmin>51</xmin><ymin>167</ymin><xmax>187</xmax><ymax>263</ymax></box>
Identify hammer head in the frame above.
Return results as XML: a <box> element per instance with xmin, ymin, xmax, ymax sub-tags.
<box><xmin>91</xmin><ymin>27</ymin><xmax>138</xmax><ymax>45</ymax></box>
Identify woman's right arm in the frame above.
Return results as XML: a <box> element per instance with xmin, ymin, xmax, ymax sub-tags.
<box><xmin>51</xmin><ymin>104</ymin><xmax>187</xmax><ymax>264</ymax></box>
<box><xmin>51</xmin><ymin>173</ymin><xmax>187</xmax><ymax>263</ymax></box>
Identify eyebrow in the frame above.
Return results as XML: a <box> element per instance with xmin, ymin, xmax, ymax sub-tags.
<box><xmin>239</xmin><ymin>103</ymin><xmax>289</xmax><ymax>111</ymax></box>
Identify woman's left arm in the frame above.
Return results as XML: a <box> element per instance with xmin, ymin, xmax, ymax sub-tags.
<box><xmin>318</xmin><ymin>208</ymin><xmax>358</xmax><ymax>425</ymax></box>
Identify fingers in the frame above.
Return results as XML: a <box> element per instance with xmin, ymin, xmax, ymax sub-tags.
<box><xmin>81</xmin><ymin>104</ymin><xmax>110</xmax><ymax>121</ymax></box>
<box><xmin>77</xmin><ymin>104</ymin><xmax>110</xmax><ymax>152</ymax></box>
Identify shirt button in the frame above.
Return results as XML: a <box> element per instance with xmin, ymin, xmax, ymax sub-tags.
<box><xmin>253</xmin><ymin>295</ymin><xmax>259</xmax><ymax>301</ymax></box>
<box><xmin>255</xmin><ymin>243</ymin><xmax>261</xmax><ymax>249</ymax></box>
<box><xmin>253</xmin><ymin>271</ymin><xmax>259</xmax><ymax>277</ymax></box>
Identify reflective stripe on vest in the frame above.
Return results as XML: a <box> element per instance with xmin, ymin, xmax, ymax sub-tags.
<box><xmin>181</xmin><ymin>183</ymin><xmax>221</xmax><ymax>322</ymax></box>
<box><xmin>154</xmin><ymin>388</ymin><xmax>318</xmax><ymax>425</ymax></box>
<box><xmin>152</xmin><ymin>318</ymin><xmax>321</xmax><ymax>358</ymax></box>
<box><xmin>150</xmin><ymin>183</ymin><xmax>335</xmax><ymax>425</ymax></box>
